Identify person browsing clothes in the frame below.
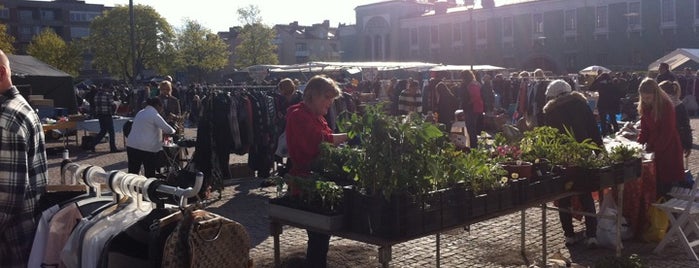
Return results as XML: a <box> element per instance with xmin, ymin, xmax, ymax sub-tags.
<box><xmin>89</xmin><ymin>84</ymin><xmax>120</xmax><ymax>152</ymax></box>
<box><xmin>285</xmin><ymin>75</ymin><xmax>348</xmax><ymax>267</ymax></box>
<box><xmin>126</xmin><ymin>97</ymin><xmax>176</xmax><ymax>178</ymax></box>
<box><xmin>0</xmin><ymin>49</ymin><xmax>49</xmax><ymax>268</ymax></box>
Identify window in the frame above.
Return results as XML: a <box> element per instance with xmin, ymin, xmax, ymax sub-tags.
<box><xmin>19</xmin><ymin>10</ymin><xmax>34</xmax><ymax>21</ymax></box>
<box><xmin>453</xmin><ymin>23</ymin><xmax>462</xmax><ymax>42</ymax></box>
<box><xmin>596</xmin><ymin>6</ymin><xmax>608</xmax><ymax>29</ymax></box>
<box><xmin>430</xmin><ymin>25</ymin><xmax>439</xmax><ymax>44</ymax></box>
<box><xmin>533</xmin><ymin>13</ymin><xmax>544</xmax><ymax>34</ymax></box>
<box><xmin>565</xmin><ymin>53</ymin><xmax>577</xmax><ymax>70</ymax></box>
<box><xmin>71</xmin><ymin>27</ymin><xmax>90</xmax><ymax>38</ymax></box>
<box><xmin>696</xmin><ymin>0</ymin><xmax>699</xmax><ymax>22</ymax></box>
<box><xmin>502</xmin><ymin>16</ymin><xmax>513</xmax><ymax>38</ymax></box>
<box><xmin>410</xmin><ymin>28</ymin><xmax>418</xmax><ymax>46</ymax></box>
<box><xmin>564</xmin><ymin>10</ymin><xmax>576</xmax><ymax>31</ymax></box>
<box><xmin>661</xmin><ymin>0</ymin><xmax>675</xmax><ymax>23</ymax></box>
<box><xmin>40</xmin><ymin>9</ymin><xmax>55</xmax><ymax>21</ymax></box>
<box><xmin>0</xmin><ymin>8</ymin><xmax>9</xmax><ymax>19</ymax></box>
<box><xmin>627</xmin><ymin>2</ymin><xmax>641</xmax><ymax>29</ymax></box>
<box><xmin>476</xmin><ymin>20</ymin><xmax>486</xmax><ymax>40</ymax></box>
<box><xmin>70</xmin><ymin>11</ymin><xmax>100</xmax><ymax>22</ymax></box>
<box><xmin>295</xmin><ymin>43</ymin><xmax>307</xmax><ymax>52</ymax></box>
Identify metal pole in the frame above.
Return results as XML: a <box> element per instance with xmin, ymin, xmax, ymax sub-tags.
<box><xmin>470</xmin><ymin>7</ymin><xmax>474</xmax><ymax>71</ymax></box>
<box><xmin>129</xmin><ymin>0</ymin><xmax>137</xmax><ymax>88</ymax></box>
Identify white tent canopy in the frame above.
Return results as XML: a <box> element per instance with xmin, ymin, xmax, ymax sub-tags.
<box><xmin>648</xmin><ymin>48</ymin><xmax>699</xmax><ymax>71</ymax></box>
<box><xmin>429</xmin><ymin>65</ymin><xmax>506</xmax><ymax>72</ymax></box>
<box><xmin>267</xmin><ymin>61</ymin><xmax>440</xmax><ymax>73</ymax></box>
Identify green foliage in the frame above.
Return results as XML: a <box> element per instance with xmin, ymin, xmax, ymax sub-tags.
<box><xmin>233</xmin><ymin>5</ymin><xmax>278</xmax><ymax>68</ymax></box>
<box><xmin>608</xmin><ymin>143</ymin><xmax>643</xmax><ymax>164</ymax></box>
<box><xmin>519</xmin><ymin>126</ymin><xmax>567</xmax><ymax>163</ymax></box>
<box><xmin>281</xmin><ymin>174</ymin><xmax>344</xmax><ymax>212</ymax></box>
<box><xmin>175</xmin><ymin>19</ymin><xmax>229</xmax><ymax>81</ymax></box>
<box><xmin>87</xmin><ymin>5</ymin><xmax>175</xmax><ymax>81</ymax></box>
<box><xmin>26</xmin><ymin>28</ymin><xmax>82</xmax><ymax>76</ymax></box>
<box><xmin>0</xmin><ymin>23</ymin><xmax>15</xmax><ymax>54</ymax></box>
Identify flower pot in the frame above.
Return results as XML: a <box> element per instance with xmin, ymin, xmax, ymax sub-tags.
<box><xmin>269</xmin><ymin>202</ymin><xmax>345</xmax><ymax>231</ymax></box>
<box><xmin>470</xmin><ymin>193</ymin><xmax>488</xmax><ymax>219</ymax></box>
<box><xmin>532</xmin><ymin>158</ymin><xmax>551</xmax><ymax>180</ymax></box>
<box><xmin>500</xmin><ymin>161</ymin><xmax>534</xmax><ymax>180</ymax></box>
<box><xmin>441</xmin><ymin>186</ymin><xmax>469</xmax><ymax>228</ymax></box>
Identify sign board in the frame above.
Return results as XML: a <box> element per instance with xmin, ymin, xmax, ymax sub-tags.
<box><xmin>362</xmin><ymin>67</ymin><xmax>378</xmax><ymax>81</ymax></box>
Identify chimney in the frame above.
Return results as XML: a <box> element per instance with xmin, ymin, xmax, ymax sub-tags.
<box><xmin>323</xmin><ymin>20</ymin><xmax>329</xmax><ymax>27</ymax></box>
<box><xmin>434</xmin><ymin>1</ymin><xmax>449</xmax><ymax>15</ymax></box>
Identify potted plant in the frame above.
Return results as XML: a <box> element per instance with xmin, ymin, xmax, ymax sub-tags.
<box><xmin>483</xmin><ymin>132</ymin><xmax>534</xmax><ymax>180</ymax></box>
<box><xmin>520</xmin><ymin>126</ymin><xmax>568</xmax><ymax>178</ymax></box>
<box><xmin>269</xmin><ymin>174</ymin><xmax>347</xmax><ymax>231</ymax></box>
<box><xmin>607</xmin><ymin>143</ymin><xmax>643</xmax><ymax>183</ymax></box>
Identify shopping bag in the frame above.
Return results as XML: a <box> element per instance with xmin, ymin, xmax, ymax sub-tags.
<box><xmin>596</xmin><ymin>191</ymin><xmax>631</xmax><ymax>249</ymax></box>
<box><xmin>642</xmin><ymin>197</ymin><xmax>669</xmax><ymax>242</ymax></box>
<box><xmin>275</xmin><ymin>131</ymin><xmax>288</xmax><ymax>157</ymax></box>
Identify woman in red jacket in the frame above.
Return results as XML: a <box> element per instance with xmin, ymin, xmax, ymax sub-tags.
<box><xmin>637</xmin><ymin>78</ymin><xmax>685</xmax><ymax>197</ymax></box>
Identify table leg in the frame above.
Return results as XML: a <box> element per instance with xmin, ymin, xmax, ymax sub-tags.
<box><xmin>436</xmin><ymin>233</ymin><xmax>441</xmax><ymax>268</ymax></box>
<box><xmin>520</xmin><ymin>210</ymin><xmax>526</xmax><ymax>259</ymax></box>
<box><xmin>541</xmin><ymin>203</ymin><xmax>547</xmax><ymax>266</ymax></box>
<box><xmin>378</xmin><ymin>246</ymin><xmax>392</xmax><ymax>268</ymax></box>
<box><xmin>616</xmin><ymin>184</ymin><xmax>624</xmax><ymax>257</ymax></box>
<box><xmin>270</xmin><ymin>221</ymin><xmax>283</xmax><ymax>268</ymax></box>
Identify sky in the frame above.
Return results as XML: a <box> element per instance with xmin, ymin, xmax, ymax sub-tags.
<box><xmin>76</xmin><ymin>0</ymin><xmax>520</xmax><ymax>33</ymax></box>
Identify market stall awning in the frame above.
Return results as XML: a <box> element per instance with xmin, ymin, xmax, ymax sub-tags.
<box><xmin>268</xmin><ymin>61</ymin><xmax>440</xmax><ymax>73</ymax></box>
<box><xmin>429</xmin><ymin>65</ymin><xmax>506</xmax><ymax>72</ymax></box>
<box><xmin>648</xmin><ymin>48</ymin><xmax>699</xmax><ymax>71</ymax></box>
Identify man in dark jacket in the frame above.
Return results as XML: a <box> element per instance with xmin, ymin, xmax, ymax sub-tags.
<box><xmin>542</xmin><ymin>79</ymin><xmax>602</xmax><ymax>249</ymax></box>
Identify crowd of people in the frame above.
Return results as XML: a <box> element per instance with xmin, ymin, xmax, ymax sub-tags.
<box><xmin>4</xmin><ymin>54</ymin><xmax>699</xmax><ymax>266</ymax></box>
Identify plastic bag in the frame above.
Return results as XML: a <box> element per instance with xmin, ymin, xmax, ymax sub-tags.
<box><xmin>642</xmin><ymin>197</ymin><xmax>669</xmax><ymax>242</ymax></box>
<box><xmin>275</xmin><ymin>131</ymin><xmax>288</xmax><ymax>157</ymax></box>
<box><xmin>596</xmin><ymin>191</ymin><xmax>631</xmax><ymax>249</ymax></box>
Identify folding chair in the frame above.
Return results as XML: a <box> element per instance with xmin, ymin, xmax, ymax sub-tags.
<box><xmin>653</xmin><ymin>180</ymin><xmax>699</xmax><ymax>261</ymax></box>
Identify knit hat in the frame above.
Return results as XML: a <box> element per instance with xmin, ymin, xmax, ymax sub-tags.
<box><xmin>545</xmin><ymin>79</ymin><xmax>571</xmax><ymax>98</ymax></box>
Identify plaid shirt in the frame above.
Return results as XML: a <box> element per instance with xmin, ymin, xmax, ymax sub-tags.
<box><xmin>0</xmin><ymin>86</ymin><xmax>48</xmax><ymax>267</ymax></box>
<box><xmin>93</xmin><ymin>89</ymin><xmax>115</xmax><ymax>116</ymax></box>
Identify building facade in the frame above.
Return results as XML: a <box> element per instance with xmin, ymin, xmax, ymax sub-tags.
<box><xmin>0</xmin><ymin>0</ymin><xmax>107</xmax><ymax>52</ymax></box>
<box><xmin>350</xmin><ymin>0</ymin><xmax>699</xmax><ymax>74</ymax></box>
<box><xmin>273</xmin><ymin>20</ymin><xmax>341</xmax><ymax>65</ymax></box>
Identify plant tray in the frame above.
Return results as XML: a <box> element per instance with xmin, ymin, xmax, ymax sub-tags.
<box><xmin>269</xmin><ymin>203</ymin><xmax>345</xmax><ymax>232</ymax></box>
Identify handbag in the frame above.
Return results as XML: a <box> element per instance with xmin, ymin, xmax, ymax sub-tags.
<box><xmin>161</xmin><ymin>207</ymin><xmax>253</xmax><ymax>268</ymax></box>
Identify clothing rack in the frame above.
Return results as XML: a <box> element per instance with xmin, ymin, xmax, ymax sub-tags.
<box><xmin>59</xmin><ymin>153</ymin><xmax>203</xmax><ymax>207</ymax></box>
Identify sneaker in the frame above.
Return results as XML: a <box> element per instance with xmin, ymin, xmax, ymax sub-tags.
<box><xmin>585</xmin><ymin>237</ymin><xmax>598</xmax><ymax>249</ymax></box>
<box><xmin>564</xmin><ymin>236</ymin><xmax>578</xmax><ymax>246</ymax></box>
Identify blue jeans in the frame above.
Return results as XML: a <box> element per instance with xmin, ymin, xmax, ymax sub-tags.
<box><xmin>305</xmin><ymin>230</ymin><xmax>330</xmax><ymax>268</ymax></box>
<box><xmin>558</xmin><ymin>193</ymin><xmax>597</xmax><ymax>238</ymax></box>
<box><xmin>92</xmin><ymin>114</ymin><xmax>117</xmax><ymax>151</ymax></box>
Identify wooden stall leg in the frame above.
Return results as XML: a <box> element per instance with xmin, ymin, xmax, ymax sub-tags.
<box><xmin>270</xmin><ymin>221</ymin><xmax>283</xmax><ymax>268</ymax></box>
<box><xmin>378</xmin><ymin>246</ymin><xmax>392</xmax><ymax>268</ymax></box>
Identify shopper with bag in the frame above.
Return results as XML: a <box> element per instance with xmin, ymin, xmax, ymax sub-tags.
<box><xmin>542</xmin><ymin>79</ymin><xmax>601</xmax><ymax>248</ymax></box>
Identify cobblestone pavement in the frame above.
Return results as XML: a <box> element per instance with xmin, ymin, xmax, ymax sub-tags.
<box><xmin>45</xmin><ymin>119</ymin><xmax>699</xmax><ymax>267</ymax></box>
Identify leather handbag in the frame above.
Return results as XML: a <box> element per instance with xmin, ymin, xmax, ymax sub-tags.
<box><xmin>161</xmin><ymin>208</ymin><xmax>253</xmax><ymax>268</ymax></box>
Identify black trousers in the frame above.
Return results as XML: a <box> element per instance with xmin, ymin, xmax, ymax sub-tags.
<box><xmin>127</xmin><ymin>147</ymin><xmax>159</xmax><ymax>178</ymax></box>
<box><xmin>92</xmin><ymin>114</ymin><xmax>117</xmax><ymax>150</ymax></box>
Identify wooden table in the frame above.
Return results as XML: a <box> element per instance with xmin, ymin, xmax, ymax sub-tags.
<box><xmin>42</xmin><ymin>120</ymin><xmax>78</xmax><ymax>147</ymax></box>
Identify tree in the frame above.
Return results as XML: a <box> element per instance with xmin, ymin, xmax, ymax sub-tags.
<box><xmin>0</xmin><ymin>23</ymin><xmax>15</xmax><ymax>54</ymax></box>
<box><xmin>26</xmin><ymin>28</ymin><xmax>82</xmax><ymax>76</ymax></box>
<box><xmin>175</xmin><ymin>19</ymin><xmax>229</xmax><ymax>81</ymax></box>
<box><xmin>87</xmin><ymin>5</ymin><xmax>175</xmax><ymax>82</ymax></box>
<box><xmin>234</xmin><ymin>5</ymin><xmax>278</xmax><ymax>69</ymax></box>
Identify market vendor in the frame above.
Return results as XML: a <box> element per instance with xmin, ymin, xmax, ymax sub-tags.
<box><xmin>285</xmin><ymin>75</ymin><xmax>348</xmax><ymax>267</ymax></box>
<box><xmin>542</xmin><ymin>79</ymin><xmax>601</xmax><ymax>249</ymax></box>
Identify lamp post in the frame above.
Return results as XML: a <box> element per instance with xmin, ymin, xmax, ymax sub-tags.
<box><xmin>129</xmin><ymin>0</ymin><xmax>136</xmax><ymax>88</ymax></box>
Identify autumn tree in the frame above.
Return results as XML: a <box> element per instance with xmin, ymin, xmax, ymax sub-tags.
<box><xmin>175</xmin><ymin>19</ymin><xmax>229</xmax><ymax>81</ymax></box>
<box><xmin>0</xmin><ymin>23</ymin><xmax>15</xmax><ymax>53</ymax></box>
<box><xmin>87</xmin><ymin>5</ymin><xmax>175</xmax><ymax>82</ymax></box>
<box><xmin>233</xmin><ymin>5</ymin><xmax>278</xmax><ymax>69</ymax></box>
<box><xmin>26</xmin><ymin>28</ymin><xmax>82</xmax><ymax>76</ymax></box>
